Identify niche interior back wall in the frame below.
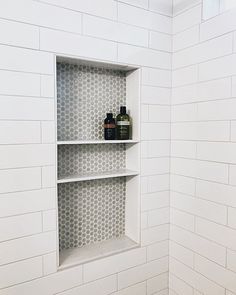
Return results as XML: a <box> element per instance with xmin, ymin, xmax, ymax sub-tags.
<box><xmin>0</xmin><ymin>0</ymin><xmax>171</xmax><ymax>294</ymax></box>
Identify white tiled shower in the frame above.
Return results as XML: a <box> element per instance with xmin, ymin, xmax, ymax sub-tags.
<box><xmin>1</xmin><ymin>0</ymin><xmax>236</xmax><ymax>294</ymax></box>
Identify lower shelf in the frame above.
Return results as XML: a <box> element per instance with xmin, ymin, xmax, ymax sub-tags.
<box><xmin>57</xmin><ymin>169</ymin><xmax>139</xmax><ymax>183</ymax></box>
<box><xmin>59</xmin><ymin>236</ymin><xmax>139</xmax><ymax>269</ymax></box>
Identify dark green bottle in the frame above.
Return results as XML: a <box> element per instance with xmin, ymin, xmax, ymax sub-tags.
<box><xmin>116</xmin><ymin>106</ymin><xmax>130</xmax><ymax>140</ymax></box>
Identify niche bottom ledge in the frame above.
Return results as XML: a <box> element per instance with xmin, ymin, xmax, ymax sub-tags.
<box><xmin>59</xmin><ymin>236</ymin><xmax>139</xmax><ymax>269</ymax></box>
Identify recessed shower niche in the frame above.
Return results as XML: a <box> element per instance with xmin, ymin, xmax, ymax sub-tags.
<box><xmin>56</xmin><ymin>57</ymin><xmax>140</xmax><ymax>268</ymax></box>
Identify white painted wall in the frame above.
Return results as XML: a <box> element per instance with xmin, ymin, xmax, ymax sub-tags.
<box><xmin>0</xmin><ymin>0</ymin><xmax>171</xmax><ymax>294</ymax></box>
<box><xmin>170</xmin><ymin>1</ymin><xmax>236</xmax><ymax>294</ymax></box>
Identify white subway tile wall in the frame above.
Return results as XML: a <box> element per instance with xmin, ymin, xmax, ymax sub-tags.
<box><xmin>2</xmin><ymin>0</ymin><xmax>236</xmax><ymax>294</ymax></box>
<box><xmin>0</xmin><ymin>0</ymin><xmax>170</xmax><ymax>294</ymax></box>
<box><xmin>170</xmin><ymin>1</ymin><xmax>236</xmax><ymax>295</ymax></box>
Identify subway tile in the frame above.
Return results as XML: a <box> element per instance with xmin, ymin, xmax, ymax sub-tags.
<box><xmin>36</xmin><ymin>0</ymin><xmax>117</xmax><ymax>20</ymax></box>
<box><xmin>43</xmin><ymin>252</ymin><xmax>57</xmax><ymax>276</ymax></box>
<box><xmin>202</xmin><ymin>0</ymin><xmax>220</xmax><ymax>20</ymax></box>
<box><xmin>113</xmin><ymin>281</ymin><xmax>146</xmax><ymax>295</ymax></box>
<box><xmin>173</xmin><ymin>5</ymin><xmax>201</xmax><ymax>34</ymax></box>
<box><xmin>169</xmin><ymin>274</ymin><xmax>193</xmax><ymax>295</ymax></box>
<box><xmin>0</xmin><ymin>96</ymin><xmax>54</xmax><ymax>120</ymax></box>
<box><xmin>171</xmin><ymin>225</ymin><xmax>227</xmax><ymax>266</ymax></box>
<box><xmin>170</xmin><ymin>174</ymin><xmax>196</xmax><ymax>196</ymax></box>
<box><xmin>171</xmin><ymin>140</ymin><xmax>196</xmax><ymax>159</ymax></box>
<box><xmin>227</xmin><ymin>249</ymin><xmax>236</xmax><ymax>273</ymax></box>
<box><xmin>118</xmin><ymin>257</ymin><xmax>168</xmax><ymax>289</ymax></box>
<box><xmin>141</xmin><ymin>86</ymin><xmax>171</xmax><ymax>105</ymax></box>
<box><xmin>0</xmin><ymin>167</ymin><xmax>41</xmax><ymax>194</ymax></box>
<box><xmin>0</xmin><ymin>70</ymin><xmax>40</xmax><ymax>96</ymax></box>
<box><xmin>171</xmin><ymin>158</ymin><xmax>229</xmax><ymax>183</ymax></box>
<box><xmin>198</xmin><ymin>98</ymin><xmax>236</xmax><ymax>121</ymax></box>
<box><xmin>150</xmin><ymin>0</ymin><xmax>172</xmax><ymax>15</ymax></box>
<box><xmin>147</xmin><ymin>240</ymin><xmax>169</xmax><ymax>261</ymax></box>
<box><xmin>171</xmin><ymin>104</ymin><xmax>197</xmax><ymax>122</ymax></box>
<box><xmin>199</xmin><ymin>54</ymin><xmax>236</xmax><ymax>82</ymax></box>
<box><xmin>148</xmin><ymin>207</ymin><xmax>169</xmax><ymax>227</ymax></box>
<box><xmin>0</xmin><ymin>121</ymin><xmax>40</xmax><ymax>144</ymax></box>
<box><xmin>141</xmin><ymin>157</ymin><xmax>170</xmax><ymax>176</ymax></box>
<box><xmin>171</xmin><ymin>121</ymin><xmax>230</xmax><ymax>141</ymax></box>
<box><xmin>200</xmin><ymin>7</ymin><xmax>236</xmax><ymax>41</ymax></box>
<box><xmin>42</xmin><ymin>166</ymin><xmax>56</xmax><ymax>188</ymax></box>
<box><xmin>197</xmin><ymin>142</ymin><xmax>236</xmax><ymax>164</ymax></box>
<box><xmin>173</xmin><ymin>25</ymin><xmax>199</xmax><ymax>52</ymax></box>
<box><xmin>149</xmin><ymin>105</ymin><xmax>170</xmax><ymax>122</ymax></box>
<box><xmin>83</xmin><ymin>247</ymin><xmax>146</xmax><ymax>282</ymax></box>
<box><xmin>231</xmin><ymin>121</ymin><xmax>236</xmax><ymax>142</ymax></box>
<box><xmin>41</xmin><ymin>75</ymin><xmax>54</xmax><ymax>98</ymax></box>
<box><xmin>141</xmin><ymin>212</ymin><xmax>148</xmax><ymax>229</ymax></box>
<box><xmin>0</xmin><ymin>231</ymin><xmax>56</xmax><ymax>266</ymax></box>
<box><xmin>0</xmin><ymin>212</ymin><xmax>42</xmax><ymax>242</ymax></box>
<box><xmin>173</xmin><ymin>33</ymin><xmax>233</xmax><ymax>69</ymax></box>
<box><xmin>196</xmin><ymin>179</ymin><xmax>236</xmax><ymax>207</ymax></box>
<box><xmin>141</xmin><ymin>123</ymin><xmax>170</xmax><ymax>140</ymax></box>
<box><xmin>0</xmin><ymin>263</ymin><xmax>83</xmax><ymax>295</ymax></box>
<box><xmin>56</xmin><ymin>275</ymin><xmax>117</xmax><ymax>295</ymax></box>
<box><xmin>149</xmin><ymin>31</ymin><xmax>172</xmax><ymax>52</ymax></box>
<box><xmin>141</xmin><ymin>176</ymin><xmax>148</xmax><ymax>194</ymax></box>
<box><xmin>141</xmin><ymin>191</ymin><xmax>169</xmax><ymax>211</ymax></box>
<box><xmin>0</xmin><ymin>0</ymin><xmax>82</xmax><ymax>34</ymax></box>
<box><xmin>228</xmin><ymin>207</ymin><xmax>236</xmax><ymax>229</ymax></box>
<box><xmin>0</xmin><ymin>188</ymin><xmax>56</xmax><ymax>218</ymax></box>
<box><xmin>171</xmin><ymin>191</ymin><xmax>227</xmax><ymax>224</ymax></box>
<box><xmin>172</xmin><ymin>65</ymin><xmax>198</xmax><ymax>87</ymax></box>
<box><xmin>118</xmin><ymin>43</ymin><xmax>171</xmax><ymax>69</ymax></box>
<box><xmin>147</xmin><ymin>272</ymin><xmax>169</xmax><ymax>295</ymax></box>
<box><xmin>173</xmin><ymin>0</ymin><xmax>201</xmax><ymax>15</ymax></box>
<box><xmin>41</xmin><ymin>121</ymin><xmax>55</xmax><ymax>143</ymax></box>
<box><xmin>170</xmin><ymin>208</ymin><xmax>195</xmax><ymax>231</ymax></box>
<box><xmin>196</xmin><ymin>217</ymin><xmax>236</xmax><ymax>250</ymax></box>
<box><xmin>147</xmin><ymin>141</ymin><xmax>170</xmax><ymax>157</ymax></box>
<box><xmin>195</xmin><ymin>254</ymin><xmax>236</xmax><ymax>293</ymax></box>
<box><xmin>118</xmin><ymin>3</ymin><xmax>172</xmax><ymax>34</ymax></box>
<box><xmin>142</xmin><ymin>68</ymin><xmax>171</xmax><ymax>88</ymax></box>
<box><xmin>43</xmin><ymin>210</ymin><xmax>56</xmax><ymax>231</ymax></box>
<box><xmin>169</xmin><ymin>257</ymin><xmax>225</xmax><ymax>295</ymax></box>
<box><xmin>0</xmin><ymin>45</ymin><xmax>53</xmax><ymax>74</ymax></box>
<box><xmin>229</xmin><ymin>165</ymin><xmax>236</xmax><ymax>186</ymax></box>
<box><xmin>0</xmin><ymin>144</ymin><xmax>55</xmax><ymax>169</ymax></box>
<box><xmin>141</xmin><ymin>224</ymin><xmax>169</xmax><ymax>246</ymax></box>
<box><xmin>169</xmin><ymin>241</ymin><xmax>194</xmax><ymax>268</ymax></box>
<box><xmin>0</xmin><ymin>18</ymin><xmax>39</xmax><ymax>49</ymax></box>
<box><xmin>141</xmin><ymin>141</ymin><xmax>148</xmax><ymax>158</ymax></box>
<box><xmin>83</xmin><ymin>14</ymin><xmax>149</xmax><ymax>47</ymax></box>
<box><xmin>172</xmin><ymin>78</ymin><xmax>231</xmax><ymax>105</ymax></box>
<box><xmin>148</xmin><ymin>174</ymin><xmax>170</xmax><ymax>192</ymax></box>
<box><xmin>141</xmin><ymin>104</ymin><xmax>149</xmax><ymax>122</ymax></box>
<box><xmin>0</xmin><ymin>257</ymin><xmax>43</xmax><ymax>289</ymax></box>
<box><xmin>40</xmin><ymin>28</ymin><xmax>117</xmax><ymax>62</ymax></box>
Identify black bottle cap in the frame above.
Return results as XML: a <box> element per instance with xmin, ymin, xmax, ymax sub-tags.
<box><xmin>106</xmin><ymin>113</ymin><xmax>113</xmax><ymax>119</ymax></box>
<box><xmin>120</xmin><ymin>106</ymin><xmax>126</xmax><ymax>115</ymax></box>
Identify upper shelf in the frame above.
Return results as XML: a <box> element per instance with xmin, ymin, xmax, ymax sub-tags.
<box><xmin>57</xmin><ymin>140</ymin><xmax>139</xmax><ymax>145</ymax></box>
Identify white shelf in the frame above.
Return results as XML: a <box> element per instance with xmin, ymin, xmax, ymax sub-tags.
<box><xmin>57</xmin><ymin>140</ymin><xmax>139</xmax><ymax>145</ymax></box>
<box><xmin>57</xmin><ymin>169</ymin><xmax>139</xmax><ymax>184</ymax></box>
<box><xmin>59</xmin><ymin>236</ymin><xmax>139</xmax><ymax>269</ymax></box>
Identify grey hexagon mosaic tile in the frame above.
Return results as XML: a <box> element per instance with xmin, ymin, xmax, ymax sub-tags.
<box><xmin>58</xmin><ymin>143</ymin><xmax>126</xmax><ymax>178</ymax></box>
<box><xmin>57</xmin><ymin>62</ymin><xmax>126</xmax><ymax>141</ymax></box>
<box><xmin>58</xmin><ymin>178</ymin><xmax>126</xmax><ymax>250</ymax></box>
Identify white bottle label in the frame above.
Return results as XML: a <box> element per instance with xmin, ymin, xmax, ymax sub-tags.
<box><xmin>117</xmin><ymin>121</ymin><xmax>130</xmax><ymax>126</ymax></box>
